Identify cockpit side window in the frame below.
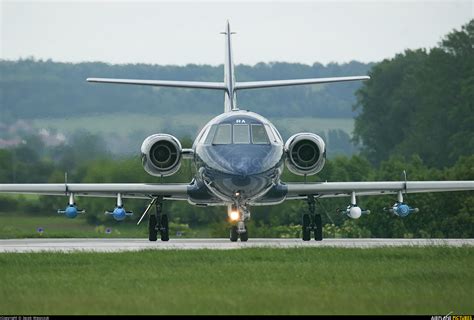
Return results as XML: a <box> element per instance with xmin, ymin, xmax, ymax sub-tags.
<box><xmin>270</xmin><ymin>125</ymin><xmax>283</xmax><ymax>142</ymax></box>
<box><xmin>204</xmin><ymin>124</ymin><xmax>217</xmax><ymax>144</ymax></box>
<box><xmin>252</xmin><ymin>124</ymin><xmax>269</xmax><ymax>144</ymax></box>
<box><xmin>197</xmin><ymin>126</ymin><xmax>209</xmax><ymax>143</ymax></box>
<box><xmin>233</xmin><ymin>124</ymin><xmax>250</xmax><ymax>144</ymax></box>
<box><xmin>213</xmin><ymin>124</ymin><xmax>232</xmax><ymax>144</ymax></box>
<box><xmin>264</xmin><ymin>124</ymin><xmax>277</xmax><ymax>143</ymax></box>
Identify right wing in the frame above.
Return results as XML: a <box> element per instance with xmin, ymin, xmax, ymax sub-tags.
<box><xmin>0</xmin><ymin>183</ymin><xmax>190</xmax><ymax>200</ymax></box>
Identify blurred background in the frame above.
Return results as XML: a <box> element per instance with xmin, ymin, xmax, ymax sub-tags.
<box><xmin>0</xmin><ymin>0</ymin><xmax>472</xmax><ymax>239</ymax></box>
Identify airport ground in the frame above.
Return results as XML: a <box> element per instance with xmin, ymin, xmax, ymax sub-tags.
<box><xmin>0</xmin><ymin>246</ymin><xmax>472</xmax><ymax>315</ymax></box>
<box><xmin>1</xmin><ymin>213</ymin><xmax>473</xmax><ymax>314</ymax></box>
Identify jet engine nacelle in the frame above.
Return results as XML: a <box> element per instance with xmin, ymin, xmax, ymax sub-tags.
<box><xmin>141</xmin><ymin>134</ymin><xmax>182</xmax><ymax>177</ymax></box>
<box><xmin>284</xmin><ymin>133</ymin><xmax>326</xmax><ymax>176</ymax></box>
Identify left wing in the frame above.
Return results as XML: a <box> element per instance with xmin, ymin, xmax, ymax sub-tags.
<box><xmin>284</xmin><ymin>181</ymin><xmax>474</xmax><ymax>200</ymax></box>
<box><xmin>0</xmin><ymin>183</ymin><xmax>189</xmax><ymax>200</ymax></box>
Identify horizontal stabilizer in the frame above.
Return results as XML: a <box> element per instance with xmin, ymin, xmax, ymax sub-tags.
<box><xmin>235</xmin><ymin>76</ymin><xmax>370</xmax><ymax>90</ymax></box>
<box><xmin>87</xmin><ymin>76</ymin><xmax>369</xmax><ymax>93</ymax></box>
<box><xmin>87</xmin><ymin>78</ymin><xmax>227</xmax><ymax>90</ymax></box>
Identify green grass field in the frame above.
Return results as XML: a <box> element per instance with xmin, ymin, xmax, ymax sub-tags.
<box><xmin>0</xmin><ymin>213</ymin><xmax>144</xmax><ymax>238</ymax></box>
<box><xmin>0</xmin><ymin>213</ymin><xmax>209</xmax><ymax>239</ymax></box>
<box><xmin>0</xmin><ymin>247</ymin><xmax>472</xmax><ymax>315</ymax></box>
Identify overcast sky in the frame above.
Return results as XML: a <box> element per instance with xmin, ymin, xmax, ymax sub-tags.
<box><xmin>1</xmin><ymin>0</ymin><xmax>472</xmax><ymax>66</ymax></box>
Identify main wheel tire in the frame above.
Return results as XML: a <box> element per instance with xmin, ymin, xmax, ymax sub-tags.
<box><xmin>148</xmin><ymin>214</ymin><xmax>158</xmax><ymax>242</ymax></box>
<box><xmin>240</xmin><ymin>229</ymin><xmax>248</xmax><ymax>242</ymax></box>
<box><xmin>230</xmin><ymin>226</ymin><xmax>238</xmax><ymax>242</ymax></box>
<box><xmin>314</xmin><ymin>214</ymin><xmax>323</xmax><ymax>241</ymax></box>
<box><xmin>302</xmin><ymin>214</ymin><xmax>311</xmax><ymax>241</ymax></box>
<box><xmin>160</xmin><ymin>214</ymin><xmax>169</xmax><ymax>241</ymax></box>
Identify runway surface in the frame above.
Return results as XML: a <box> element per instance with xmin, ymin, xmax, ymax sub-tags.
<box><xmin>0</xmin><ymin>238</ymin><xmax>472</xmax><ymax>252</ymax></box>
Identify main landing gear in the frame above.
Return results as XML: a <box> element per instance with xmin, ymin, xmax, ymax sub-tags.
<box><xmin>148</xmin><ymin>198</ymin><xmax>169</xmax><ymax>242</ymax></box>
<box><xmin>229</xmin><ymin>205</ymin><xmax>249</xmax><ymax>242</ymax></box>
<box><xmin>302</xmin><ymin>196</ymin><xmax>323</xmax><ymax>241</ymax></box>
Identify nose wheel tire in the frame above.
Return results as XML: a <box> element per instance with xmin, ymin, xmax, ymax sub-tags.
<box><xmin>148</xmin><ymin>215</ymin><xmax>158</xmax><ymax>242</ymax></box>
<box><xmin>240</xmin><ymin>229</ymin><xmax>248</xmax><ymax>242</ymax></box>
<box><xmin>230</xmin><ymin>226</ymin><xmax>238</xmax><ymax>242</ymax></box>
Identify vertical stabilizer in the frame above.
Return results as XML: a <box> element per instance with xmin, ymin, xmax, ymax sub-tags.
<box><xmin>223</xmin><ymin>20</ymin><xmax>237</xmax><ymax>112</ymax></box>
<box><xmin>88</xmin><ymin>20</ymin><xmax>370</xmax><ymax>113</ymax></box>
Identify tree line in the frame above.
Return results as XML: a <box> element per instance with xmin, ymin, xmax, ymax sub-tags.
<box><xmin>0</xmin><ymin>60</ymin><xmax>371</xmax><ymax>119</ymax></box>
<box><xmin>354</xmin><ymin>19</ymin><xmax>473</xmax><ymax>168</ymax></box>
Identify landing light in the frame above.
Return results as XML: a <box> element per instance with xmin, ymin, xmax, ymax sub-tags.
<box><xmin>229</xmin><ymin>210</ymin><xmax>240</xmax><ymax>221</ymax></box>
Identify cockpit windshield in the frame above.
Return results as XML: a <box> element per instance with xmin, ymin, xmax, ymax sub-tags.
<box><xmin>205</xmin><ymin>123</ymin><xmax>270</xmax><ymax>145</ymax></box>
<box><xmin>213</xmin><ymin>124</ymin><xmax>232</xmax><ymax>144</ymax></box>
<box><xmin>251</xmin><ymin>124</ymin><xmax>269</xmax><ymax>144</ymax></box>
<box><xmin>233</xmin><ymin>124</ymin><xmax>250</xmax><ymax>144</ymax></box>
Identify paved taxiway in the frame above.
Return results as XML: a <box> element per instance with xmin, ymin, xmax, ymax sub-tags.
<box><xmin>0</xmin><ymin>238</ymin><xmax>472</xmax><ymax>252</ymax></box>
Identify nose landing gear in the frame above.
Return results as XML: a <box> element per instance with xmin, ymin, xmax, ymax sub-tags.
<box><xmin>229</xmin><ymin>204</ymin><xmax>249</xmax><ymax>242</ymax></box>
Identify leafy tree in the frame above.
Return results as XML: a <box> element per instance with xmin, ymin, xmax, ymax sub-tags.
<box><xmin>354</xmin><ymin>20</ymin><xmax>474</xmax><ymax>168</ymax></box>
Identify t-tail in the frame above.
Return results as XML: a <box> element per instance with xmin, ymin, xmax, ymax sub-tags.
<box><xmin>222</xmin><ymin>20</ymin><xmax>237</xmax><ymax>112</ymax></box>
<box><xmin>87</xmin><ymin>21</ymin><xmax>370</xmax><ymax>113</ymax></box>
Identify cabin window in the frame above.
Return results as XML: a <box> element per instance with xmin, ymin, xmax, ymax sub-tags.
<box><xmin>233</xmin><ymin>124</ymin><xmax>250</xmax><ymax>144</ymax></box>
<box><xmin>252</xmin><ymin>124</ymin><xmax>270</xmax><ymax>144</ymax></box>
<box><xmin>213</xmin><ymin>124</ymin><xmax>232</xmax><ymax>144</ymax></box>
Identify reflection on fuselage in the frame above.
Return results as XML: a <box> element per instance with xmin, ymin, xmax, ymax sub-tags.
<box><xmin>193</xmin><ymin>111</ymin><xmax>284</xmax><ymax>203</ymax></box>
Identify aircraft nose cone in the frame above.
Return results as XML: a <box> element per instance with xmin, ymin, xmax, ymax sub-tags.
<box><xmin>228</xmin><ymin>157</ymin><xmax>263</xmax><ymax>176</ymax></box>
<box><xmin>231</xmin><ymin>175</ymin><xmax>251</xmax><ymax>186</ymax></box>
<box><xmin>204</xmin><ymin>144</ymin><xmax>278</xmax><ymax>176</ymax></box>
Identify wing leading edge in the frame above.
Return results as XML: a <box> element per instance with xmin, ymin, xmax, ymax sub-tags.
<box><xmin>0</xmin><ymin>183</ymin><xmax>190</xmax><ymax>200</ymax></box>
<box><xmin>284</xmin><ymin>181</ymin><xmax>474</xmax><ymax>200</ymax></box>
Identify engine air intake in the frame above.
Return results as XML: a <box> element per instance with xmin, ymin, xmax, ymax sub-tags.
<box><xmin>285</xmin><ymin>133</ymin><xmax>326</xmax><ymax>175</ymax></box>
<box><xmin>141</xmin><ymin>134</ymin><xmax>182</xmax><ymax>177</ymax></box>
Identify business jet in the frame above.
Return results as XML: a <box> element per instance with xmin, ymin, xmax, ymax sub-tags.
<box><xmin>1</xmin><ymin>22</ymin><xmax>473</xmax><ymax>242</ymax></box>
